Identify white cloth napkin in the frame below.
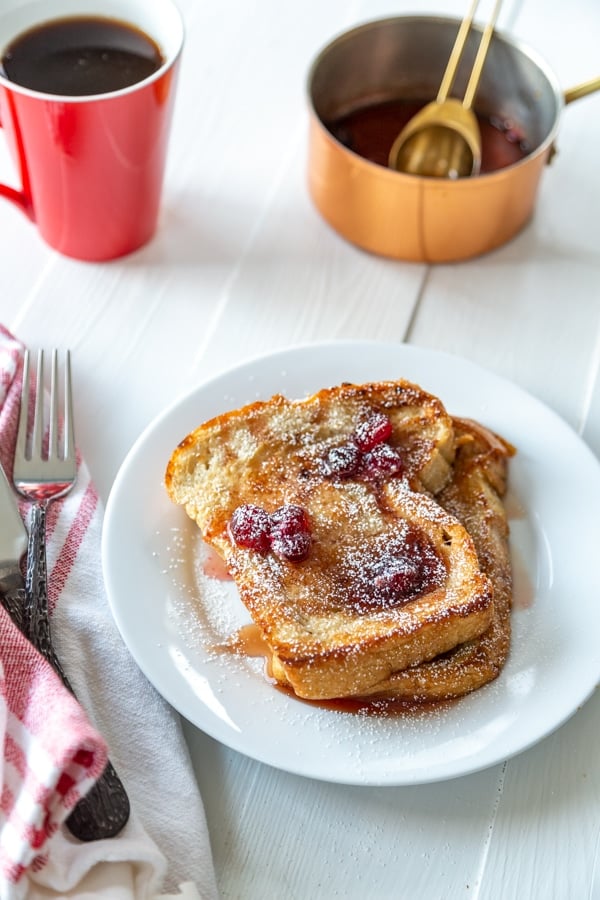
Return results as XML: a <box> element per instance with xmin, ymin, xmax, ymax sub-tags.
<box><xmin>0</xmin><ymin>326</ymin><xmax>218</xmax><ymax>900</ymax></box>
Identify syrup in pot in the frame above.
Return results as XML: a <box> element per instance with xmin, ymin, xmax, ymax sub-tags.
<box><xmin>326</xmin><ymin>98</ymin><xmax>531</xmax><ymax>173</ymax></box>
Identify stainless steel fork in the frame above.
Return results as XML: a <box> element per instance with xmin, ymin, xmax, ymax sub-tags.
<box><xmin>14</xmin><ymin>349</ymin><xmax>130</xmax><ymax>842</ymax></box>
<box><xmin>14</xmin><ymin>350</ymin><xmax>77</xmax><ymax>636</ymax></box>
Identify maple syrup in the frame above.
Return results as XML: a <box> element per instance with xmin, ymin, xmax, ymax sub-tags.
<box><xmin>215</xmin><ymin>623</ymin><xmax>275</xmax><ymax>680</ymax></box>
<box><xmin>326</xmin><ymin>98</ymin><xmax>531</xmax><ymax>173</ymax></box>
<box><xmin>276</xmin><ymin>684</ymin><xmax>458</xmax><ymax>718</ymax></box>
<box><xmin>220</xmin><ymin>624</ymin><xmax>453</xmax><ymax>717</ymax></box>
<box><xmin>202</xmin><ymin>545</ymin><xmax>232</xmax><ymax>581</ymax></box>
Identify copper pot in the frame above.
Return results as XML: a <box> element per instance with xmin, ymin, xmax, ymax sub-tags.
<box><xmin>307</xmin><ymin>16</ymin><xmax>599</xmax><ymax>263</ymax></box>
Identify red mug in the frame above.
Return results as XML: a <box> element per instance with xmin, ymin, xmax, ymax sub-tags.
<box><xmin>0</xmin><ymin>0</ymin><xmax>184</xmax><ymax>261</ymax></box>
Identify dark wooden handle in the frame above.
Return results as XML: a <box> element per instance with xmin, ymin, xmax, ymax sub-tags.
<box><xmin>25</xmin><ymin>502</ymin><xmax>130</xmax><ymax>841</ymax></box>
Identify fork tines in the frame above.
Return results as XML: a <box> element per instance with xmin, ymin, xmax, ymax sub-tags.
<box><xmin>16</xmin><ymin>349</ymin><xmax>74</xmax><ymax>464</ymax></box>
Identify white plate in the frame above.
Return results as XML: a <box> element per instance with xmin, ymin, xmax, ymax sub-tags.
<box><xmin>102</xmin><ymin>341</ymin><xmax>600</xmax><ymax>786</ymax></box>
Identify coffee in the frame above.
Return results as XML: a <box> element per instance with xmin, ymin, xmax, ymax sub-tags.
<box><xmin>0</xmin><ymin>15</ymin><xmax>163</xmax><ymax>96</ymax></box>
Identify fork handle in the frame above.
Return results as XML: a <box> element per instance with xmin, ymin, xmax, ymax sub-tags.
<box><xmin>25</xmin><ymin>502</ymin><xmax>131</xmax><ymax>842</ymax></box>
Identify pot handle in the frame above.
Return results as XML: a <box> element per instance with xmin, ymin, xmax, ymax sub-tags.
<box><xmin>564</xmin><ymin>74</ymin><xmax>600</xmax><ymax>105</ymax></box>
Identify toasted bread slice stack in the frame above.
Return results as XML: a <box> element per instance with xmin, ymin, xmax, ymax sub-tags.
<box><xmin>165</xmin><ymin>380</ymin><xmax>503</xmax><ymax>700</ymax></box>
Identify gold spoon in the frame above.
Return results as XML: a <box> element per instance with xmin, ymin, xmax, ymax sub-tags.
<box><xmin>388</xmin><ymin>0</ymin><xmax>502</xmax><ymax>178</ymax></box>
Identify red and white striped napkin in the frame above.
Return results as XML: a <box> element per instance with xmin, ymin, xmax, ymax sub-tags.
<box><xmin>0</xmin><ymin>327</ymin><xmax>218</xmax><ymax>900</ymax></box>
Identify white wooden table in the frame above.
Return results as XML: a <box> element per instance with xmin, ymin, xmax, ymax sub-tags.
<box><xmin>2</xmin><ymin>1</ymin><xmax>599</xmax><ymax>897</ymax></box>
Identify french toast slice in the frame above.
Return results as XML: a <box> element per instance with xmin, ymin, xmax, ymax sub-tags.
<box><xmin>166</xmin><ymin>379</ymin><xmax>457</xmax><ymax>513</ymax></box>
<box><xmin>356</xmin><ymin>417</ymin><xmax>514</xmax><ymax>702</ymax></box>
<box><xmin>165</xmin><ymin>381</ymin><xmax>495</xmax><ymax>700</ymax></box>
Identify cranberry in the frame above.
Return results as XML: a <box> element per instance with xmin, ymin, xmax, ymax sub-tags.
<box><xmin>363</xmin><ymin>529</ymin><xmax>444</xmax><ymax>607</ymax></box>
<box><xmin>354</xmin><ymin>412</ymin><xmax>393</xmax><ymax>452</ymax></box>
<box><xmin>373</xmin><ymin>559</ymin><xmax>422</xmax><ymax>600</ymax></box>
<box><xmin>229</xmin><ymin>503</ymin><xmax>313</xmax><ymax>562</ymax></box>
<box><xmin>228</xmin><ymin>504</ymin><xmax>271</xmax><ymax>553</ymax></box>
<box><xmin>360</xmin><ymin>443</ymin><xmax>404</xmax><ymax>481</ymax></box>
<box><xmin>269</xmin><ymin>505</ymin><xmax>312</xmax><ymax>561</ymax></box>
<box><xmin>321</xmin><ymin>442</ymin><xmax>361</xmax><ymax>479</ymax></box>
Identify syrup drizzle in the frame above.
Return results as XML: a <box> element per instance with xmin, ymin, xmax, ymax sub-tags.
<box><xmin>219</xmin><ymin>623</ymin><xmax>454</xmax><ymax>717</ymax></box>
<box><xmin>213</xmin><ymin>623</ymin><xmax>275</xmax><ymax>681</ymax></box>
<box><xmin>510</xmin><ymin>544</ymin><xmax>535</xmax><ymax>610</ymax></box>
<box><xmin>201</xmin><ymin>545</ymin><xmax>232</xmax><ymax>580</ymax></box>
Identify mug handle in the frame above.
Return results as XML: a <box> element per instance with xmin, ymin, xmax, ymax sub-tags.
<box><xmin>0</xmin><ymin>101</ymin><xmax>34</xmax><ymax>219</ymax></box>
<box><xmin>0</xmin><ymin>182</ymin><xmax>32</xmax><ymax>215</ymax></box>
